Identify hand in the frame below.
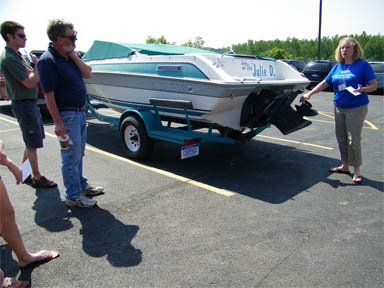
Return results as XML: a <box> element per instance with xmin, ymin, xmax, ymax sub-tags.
<box><xmin>0</xmin><ymin>150</ymin><xmax>7</xmax><ymax>166</ymax></box>
<box><xmin>30</xmin><ymin>53</ymin><xmax>38</xmax><ymax>67</ymax></box>
<box><xmin>355</xmin><ymin>84</ymin><xmax>365</xmax><ymax>93</ymax></box>
<box><xmin>300</xmin><ymin>93</ymin><xmax>311</xmax><ymax>102</ymax></box>
<box><xmin>55</xmin><ymin>122</ymin><xmax>66</xmax><ymax>138</ymax></box>
<box><xmin>8</xmin><ymin>162</ymin><xmax>22</xmax><ymax>184</ymax></box>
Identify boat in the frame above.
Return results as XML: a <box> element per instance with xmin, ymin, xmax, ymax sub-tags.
<box><xmin>83</xmin><ymin>40</ymin><xmax>311</xmax><ymax>136</ymax></box>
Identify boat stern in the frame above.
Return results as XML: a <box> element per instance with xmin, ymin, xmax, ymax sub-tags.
<box><xmin>240</xmin><ymin>89</ymin><xmax>311</xmax><ymax>135</ymax></box>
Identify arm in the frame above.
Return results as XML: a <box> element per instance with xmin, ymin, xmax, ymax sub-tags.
<box><xmin>0</xmin><ymin>139</ymin><xmax>22</xmax><ymax>184</ymax></box>
<box><xmin>43</xmin><ymin>91</ymin><xmax>66</xmax><ymax>137</ymax></box>
<box><xmin>20</xmin><ymin>54</ymin><xmax>39</xmax><ymax>89</ymax></box>
<box><xmin>67</xmin><ymin>51</ymin><xmax>92</xmax><ymax>79</ymax></box>
<box><xmin>300</xmin><ymin>80</ymin><xmax>330</xmax><ymax>102</ymax></box>
<box><xmin>355</xmin><ymin>79</ymin><xmax>377</xmax><ymax>93</ymax></box>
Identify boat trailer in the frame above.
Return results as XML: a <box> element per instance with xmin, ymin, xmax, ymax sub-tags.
<box><xmin>86</xmin><ymin>97</ymin><xmax>271</xmax><ymax>160</ymax></box>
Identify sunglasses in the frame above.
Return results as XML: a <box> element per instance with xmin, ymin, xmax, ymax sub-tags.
<box><xmin>61</xmin><ymin>31</ymin><xmax>77</xmax><ymax>41</ymax></box>
<box><xmin>16</xmin><ymin>33</ymin><xmax>26</xmax><ymax>39</ymax></box>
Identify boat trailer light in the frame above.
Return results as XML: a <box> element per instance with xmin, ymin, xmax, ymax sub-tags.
<box><xmin>184</xmin><ymin>138</ymin><xmax>200</xmax><ymax>146</ymax></box>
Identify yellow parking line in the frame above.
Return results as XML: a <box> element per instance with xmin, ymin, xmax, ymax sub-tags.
<box><xmin>0</xmin><ymin>128</ymin><xmax>20</xmax><ymax>133</ymax></box>
<box><xmin>45</xmin><ymin>131</ymin><xmax>235</xmax><ymax>196</ymax></box>
<box><xmin>0</xmin><ymin>116</ymin><xmax>18</xmax><ymax>125</ymax></box>
<box><xmin>256</xmin><ymin>135</ymin><xmax>333</xmax><ymax>150</ymax></box>
<box><xmin>45</xmin><ymin>132</ymin><xmax>57</xmax><ymax>138</ymax></box>
<box><xmin>317</xmin><ymin>111</ymin><xmax>334</xmax><ymax>119</ymax></box>
<box><xmin>363</xmin><ymin>119</ymin><xmax>379</xmax><ymax>130</ymax></box>
<box><xmin>315</xmin><ymin>111</ymin><xmax>379</xmax><ymax>130</ymax></box>
<box><xmin>85</xmin><ymin>145</ymin><xmax>235</xmax><ymax>197</ymax></box>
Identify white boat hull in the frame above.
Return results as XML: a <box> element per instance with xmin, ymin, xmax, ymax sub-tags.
<box><xmin>85</xmin><ymin>50</ymin><xmax>311</xmax><ymax>134</ymax></box>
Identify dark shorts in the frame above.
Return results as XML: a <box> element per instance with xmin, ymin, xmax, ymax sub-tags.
<box><xmin>11</xmin><ymin>100</ymin><xmax>45</xmax><ymax>149</ymax></box>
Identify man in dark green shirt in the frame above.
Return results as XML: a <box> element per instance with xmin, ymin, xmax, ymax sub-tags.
<box><xmin>0</xmin><ymin>21</ymin><xmax>56</xmax><ymax>188</ymax></box>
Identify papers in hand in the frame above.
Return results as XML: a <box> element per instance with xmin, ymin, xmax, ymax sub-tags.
<box><xmin>346</xmin><ymin>86</ymin><xmax>361</xmax><ymax>96</ymax></box>
<box><xmin>21</xmin><ymin>159</ymin><xmax>32</xmax><ymax>183</ymax></box>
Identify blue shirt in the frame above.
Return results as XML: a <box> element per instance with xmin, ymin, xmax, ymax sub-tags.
<box><xmin>37</xmin><ymin>45</ymin><xmax>86</xmax><ymax>108</ymax></box>
<box><xmin>325</xmin><ymin>59</ymin><xmax>376</xmax><ymax>108</ymax></box>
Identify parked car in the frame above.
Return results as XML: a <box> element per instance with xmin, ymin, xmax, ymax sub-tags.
<box><xmin>281</xmin><ymin>59</ymin><xmax>306</xmax><ymax>73</ymax></box>
<box><xmin>369</xmin><ymin>61</ymin><xmax>384</xmax><ymax>94</ymax></box>
<box><xmin>0</xmin><ymin>49</ymin><xmax>84</xmax><ymax>103</ymax></box>
<box><xmin>0</xmin><ymin>72</ymin><xmax>6</xmax><ymax>100</ymax></box>
<box><xmin>28</xmin><ymin>50</ymin><xmax>47</xmax><ymax>106</ymax></box>
<box><xmin>303</xmin><ymin>60</ymin><xmax>337</xmax><ymax>88</ymax></box>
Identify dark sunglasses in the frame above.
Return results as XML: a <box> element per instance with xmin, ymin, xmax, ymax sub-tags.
<box><xmin>61</xmin><ymin>31</ymin><xmax>77</xmax><ymax>41</ymax></box>
<box><xmin>16</xmin><ymin>33</ymin><xmax>26</xmax><ymax>39</ymax></box>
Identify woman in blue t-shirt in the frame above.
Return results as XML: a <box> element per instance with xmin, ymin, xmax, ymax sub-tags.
<box><xmin>301</xmin><ymin>37</ymin><xmax>377</xmax><ymax>184</ymax></box>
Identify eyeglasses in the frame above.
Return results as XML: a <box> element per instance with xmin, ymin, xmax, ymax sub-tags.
<box><xmin>61</xmin><ymin>31</ymin><xmax>77</xmax><ymax>42</ymax></box>
<box><xmin>16</xmin><ymin>33</ymin><xmax>26</xmax><ymax>39</ymax></box>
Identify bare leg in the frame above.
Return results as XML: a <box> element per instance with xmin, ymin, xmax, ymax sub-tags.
<box><xmin>24</xmin><ymin>148</ymin><xmax>41</xmax><ymax>180</ymax></box>
<box><xmin>353</xmin><ymin>166</ymin><xmax>363</xmax><ymax>183</ymax></box>
<box><xmin>0</xmin><ymin>180</ymin><xmax>32</xmax><ymax>263</ymax></box>
<box><xmin>0</xmin><ymin>180</ymin><xmax>59</xmax><ymax>267</ymax></box>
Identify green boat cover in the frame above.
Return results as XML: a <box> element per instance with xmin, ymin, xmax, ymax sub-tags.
<box><xmin>83</xmin><ymin>40</ymin><xmax>219</xmax><ymax>61</ymax></box>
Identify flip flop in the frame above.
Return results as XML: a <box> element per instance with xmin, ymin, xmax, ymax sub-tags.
<box><xmin>353</xmin><ymin>175</ymin><xmax>363</xmax><ymax>184</ymax></box>
<box><xmin>2</xmin><ymin>277</ymin><xmax>29</xmax><ymax>288</ymax></box>
<box><xmin>32</xmin><ymin>176</ymin><xmax>57</xmax><ymax>188</ymax></box>
<box><xmin>329</xmin><ymin>167</ymin><xmax>351</xmax><ymax>175</ymax></box>
<box><xmin>19</xmin><ymin>249</ymin><xmax>60</xmax><ymax>268</ymax></box>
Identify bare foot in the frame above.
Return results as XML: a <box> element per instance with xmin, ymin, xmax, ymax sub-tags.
<box><xmin>353</xmin><ymin>175</ymin><xmax>363</xmax><ymax>184</ymax></box>
<box><xmin>329</xmin><ymin>166</ymin><xmax>350</xmax><ymax>174</ymax></box>
<box><xmin>18</xmin><ymin>250</ymin><xmax>60</xmax><ymax>268</ymax></box>
<box><xmin>2</xmin><ymin>277</ymin><xmax>29</xmax><ymax>288</ymax></box>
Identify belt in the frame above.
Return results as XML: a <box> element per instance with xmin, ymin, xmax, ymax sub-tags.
<box><xmin>58</xmin><ymin>106</ymin><xmax>86</xmax><ymax>112</ymax></box>
<box><xmin>13</xmin><ymin>99</ymin><xmax>36</xmax><ymax>102</ymax></box>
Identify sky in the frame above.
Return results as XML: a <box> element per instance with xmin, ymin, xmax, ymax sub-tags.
<box><xmin>0</xmin><ymin>0</ymin><xmax>383</xmax><ymax>53</ymax></box>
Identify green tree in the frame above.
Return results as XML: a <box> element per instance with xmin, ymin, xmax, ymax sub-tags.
<box><xmin>146</xmin><ymin>35</ymin><xmax>174</xmax><ymax>44</ymax></box>
<box><xmin>182</xmin><ymin>36</ymin><xmax>205</xmax><ymax>48</ymax></box>
<box><xmin>263</xmin><ymin>48</ymin><xmax>292</xmax><ymax>59</ymax></box>
<box><xmin>145</xmin><ymin>33</ymin><xmax>383</xmax><ymax>61</ymax></box>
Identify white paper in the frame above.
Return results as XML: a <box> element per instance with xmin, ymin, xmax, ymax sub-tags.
<box><xmin>346</xmin><ymin>86</ymin><xmax>361</xmax><ymax>96</ymax></box>
<box><xmin>21</xmin><ymin>159</ymin><xmax>32</xmax><ymax>183</ymax></box>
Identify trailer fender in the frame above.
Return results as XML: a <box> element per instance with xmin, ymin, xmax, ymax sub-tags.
<box><xmin>119</xmin><ymin>109</ymin><xmax>161</xmax><ymax>135</ymax></box>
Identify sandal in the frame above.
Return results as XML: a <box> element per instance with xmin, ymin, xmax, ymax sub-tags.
<box><xmin>2</xmin><ymin>277</ymin><xmax>29</xmax><ymax>288</ymax></box>
<box><xmin>19</xmin><ymin>249</ymin><xmax>60</xmax><ymax>268</ymax></box>
<box><xmin>329</xmin><ymin>167</ymin><xmax>351</xmax><ymax>175</ymax></box>
<box><xmin>32</xmin><ymin>176</ymin><xmax>57</xmax><ymax>188</ymax></box>
<box><xmin>353</xmin><ymin>175</ymin><xmax>363</xmax><ymax>184</ymax></box>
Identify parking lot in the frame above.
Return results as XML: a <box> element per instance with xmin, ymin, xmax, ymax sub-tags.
<box><xmin>0</xmin><ymin>91</ymin><xmax>383</xmax><ymax>287</ymax></box>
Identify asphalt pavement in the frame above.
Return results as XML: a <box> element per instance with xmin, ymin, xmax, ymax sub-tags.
<box><xmin>0</xmin><ymin>91</ymin><xmax>383</xmax><ymax>288</ymax></box>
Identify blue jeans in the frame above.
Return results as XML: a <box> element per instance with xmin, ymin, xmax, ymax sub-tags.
<box><xmin>60</xmin><ymin>111</ymin><xmax>88</xmax><ymax>200</ymax></box>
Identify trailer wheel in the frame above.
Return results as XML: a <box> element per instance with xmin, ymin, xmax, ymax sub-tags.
<box><xmin>120</xmin><ymin>115</ymin><xmax>153</xmax><ymax>160</ymax></box>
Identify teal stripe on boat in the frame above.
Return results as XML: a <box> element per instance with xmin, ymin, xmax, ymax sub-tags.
<box><xmin>92</xmin><ymin>63</ymin><xmax>208</xmax><ymax>79</ymax></box>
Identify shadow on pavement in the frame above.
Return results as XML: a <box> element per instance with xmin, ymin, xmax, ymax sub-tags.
<box><xmin>67</xmin><ymin>206</ymin><xmax>142</xmax><ymax>267</ymax></box>
<box><xmin>85</xmin><ymin>121</ymin><xmax>383</xmax><ymax>204</ymax></box>
<box><xmin>32</xmin><ymin>186</ymin><xmax>142</xmax><ymax>268</ymax></box>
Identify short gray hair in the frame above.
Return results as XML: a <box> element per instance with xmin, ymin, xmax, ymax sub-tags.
<box><xmin>47</xmin><ymin>19</ymin><xmax>74</xmax><ymax>42</ymax></box>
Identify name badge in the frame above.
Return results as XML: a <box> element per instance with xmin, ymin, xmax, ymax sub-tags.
<box><xmin>338</xmin><ymin>83</ymin><xmax>346</xmax><ymax>91</ymax></box>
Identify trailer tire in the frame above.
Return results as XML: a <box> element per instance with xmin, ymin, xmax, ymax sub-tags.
<box><xmin>120</xmin><ymin>115</ymin><xmax>153</xmax><ymax>160</ymax></box>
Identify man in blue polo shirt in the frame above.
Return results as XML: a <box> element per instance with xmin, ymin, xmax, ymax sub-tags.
<box><xmin>38</xmin><ymin>19</ymin><xmax>104</xmax><ymax>208</ymax></box>
<box><xmin>0</xmin><ymin>21</ymin><xmax>56</xmax><ymax>188</ymax></box>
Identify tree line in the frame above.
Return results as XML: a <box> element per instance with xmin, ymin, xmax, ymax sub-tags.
<box><xmin>147</xmin><ymin>32</ymin><xmax>383</xmax><ymax>62</ymax></box>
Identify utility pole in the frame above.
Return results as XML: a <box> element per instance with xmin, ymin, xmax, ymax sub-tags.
<box><xmin>318</xmin><ymin>0</ymin><xmax>322</xmax><ymax>60</ymax></box>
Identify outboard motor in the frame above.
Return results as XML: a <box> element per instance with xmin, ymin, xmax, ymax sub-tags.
<box><xmin>241</xmin><ymin>90</ymin><xmax>312</xmax><ymax>135</ymax></box>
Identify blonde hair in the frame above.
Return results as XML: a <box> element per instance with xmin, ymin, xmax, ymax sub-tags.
<box><xmin>335</xmin><ymin>37</ymin><xmax>364</xmax><ymax>63</ymax></box>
